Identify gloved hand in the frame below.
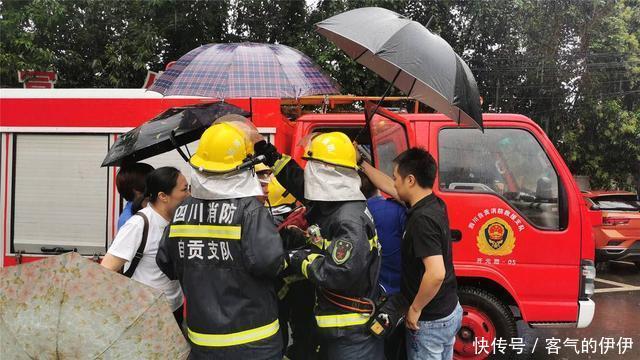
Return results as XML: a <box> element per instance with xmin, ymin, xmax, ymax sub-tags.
<box><xmin>276</xmin><ymin>206</ymin><xmax>308</xmax><ymax>231</ymax></box>
<box><xmin>279</xmin><ymin>225</ymin><xmax>308</xmax><ymax>250</ymax></box>
<box><xmin>288</xmin><ymin>249</ymin><xmax>312</xmax><ymax>274</ymax></box>
<box><xmin>254</xmin><ymin>140</ymin><xmax>282</xmax><ymax>167</ymax></box>
<box><xmin>353</xmin><ymin>142</ymin><xmax>371</xmax><ymax>166</ymax></box>
<box><xmin>306</xmin><ymin>224</ymin><xmax>324</xmax><ymax>249</ymax></box>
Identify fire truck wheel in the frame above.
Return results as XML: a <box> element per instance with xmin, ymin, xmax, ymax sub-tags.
<box><xmin>456</xmin><ymin>286</ymin><xmax>518</xmax><ymax>360</ymax></box>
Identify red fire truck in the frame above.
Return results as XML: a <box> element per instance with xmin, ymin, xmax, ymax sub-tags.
<box><xmin>0</xmin><ymin>88</ymin><xmax>595</xmax><ymax>359</ymax></box>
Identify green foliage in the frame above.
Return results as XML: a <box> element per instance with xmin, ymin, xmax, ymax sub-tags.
<box><xmin>0</xmin><ymin>0</ymin><xmax>230</xmax><ymax>87</ymax></box>
<box><xmin>561</xmin><ymin>0</ymin><xmax>640</xmax><ymax>190</ymax></box>
<box><xmin>0</xmin><ymin>0</ymin><xmax>57</xmax><ymax>85</ymax></box>
<box><xmin>0</xmin><ymin>0</ymin><xmax>638</xmax><ymax>190</ymax></box>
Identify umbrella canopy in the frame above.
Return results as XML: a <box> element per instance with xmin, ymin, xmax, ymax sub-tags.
<box><xmin>149</xmin><ymin>42</ymin><xmax>340</xmax><ymax>98</ymax></box>
<box><xmin>101</xmin><ymin>101</ymin><xmax>248</xmax><ymax>167</ymax></box>
<box><xmin>0</xmin><ymin>252</ymin><xmax>189</xmax><ymax>359</ymax></box>
<box><xmin>316</xmin><ymin>7</ymin><xmax>483</xmax><ymax>129</ymax></box>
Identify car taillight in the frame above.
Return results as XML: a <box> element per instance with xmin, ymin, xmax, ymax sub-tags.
<box><xmin>602</xmin><ymin>217</ymin><xmax>630</xmax><ymax>226</ymax></box>
<box><xmin>580</xmin><ymin>260</ymin><xmax>596</xmax><ymax>300</ymax></box>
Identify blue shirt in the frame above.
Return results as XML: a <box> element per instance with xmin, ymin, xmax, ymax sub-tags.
<box><xmin>367</xmin><ymin>195</ymin><xmax>406</xmax><ymax>295</ymax></box>
<box><xmin>117</xmin><ymin>201</ymin><xmax>134</xmax><ymax>230</ymax></box>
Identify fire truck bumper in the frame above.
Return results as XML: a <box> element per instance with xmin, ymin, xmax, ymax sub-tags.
<box><xmin>577</xmin><ymin>299</ymin><xmax>595</xmax><ymax>328</ymax></box>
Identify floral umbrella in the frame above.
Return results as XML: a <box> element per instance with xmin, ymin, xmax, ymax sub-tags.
<box><xmin>0</xmin><ymin>252</ymin><xmax>190</xmax><ymax>359</ymax></box>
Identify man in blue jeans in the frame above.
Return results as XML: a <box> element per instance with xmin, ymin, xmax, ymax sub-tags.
<box><xmin>361</xmin><ymin>148</ymin><xmax>462</xmax><ymax>360</ymax></box>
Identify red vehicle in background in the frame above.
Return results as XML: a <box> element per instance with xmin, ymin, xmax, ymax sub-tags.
<box><xmin>583</xmin><ymin>191</ymin><xmax>640</xmax><ymax>269</ymax></box>
<box><xmin>1</xmin><ymin>89</ymin><xmax>596</xmax><ymax>359</ymax></box>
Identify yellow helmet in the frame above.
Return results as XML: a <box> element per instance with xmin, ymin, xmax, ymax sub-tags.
<box><xmin>255</xmin><ymin>163</ymin><xmax>272</xmax><ymax>185</ymax></box>
<box><xmin>303</xmin><ymin>132</ymin><xmax>357</xmax><ymax>169</ymax></box>
<box><xmin>190</xmin><ymin>122</ymin><xmax>253</xmax><ymax>173</ymax></box>
<box><xmin>254</xmin><ymin>163</ymin><xmax>271</xmax><ymax>173</ymax></box>
<box><xmin>267</xmin><ymin>177</ymin><xmax>297</xmax><ymax>207</ymax></box>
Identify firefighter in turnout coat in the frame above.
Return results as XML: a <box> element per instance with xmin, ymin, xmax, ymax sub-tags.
<box><xmin>157</xmin><ymin>118</ymin><xmax>285</xmax><ymax>360</ymax></box>
<box><xmin>254</xmin><ymin>132</ymin><xmax>384</xmax><ymax>359</ymax></box>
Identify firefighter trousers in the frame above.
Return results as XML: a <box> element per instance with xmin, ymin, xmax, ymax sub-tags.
<box><xmin>280</xmin><ymin>280</ymin><xmax>318</xmax><ymax>359</ymax></box>
<box><xmin>320</xmin><ymin>332</ymin><xmax>384</xmax><ymax>360</ymax></box>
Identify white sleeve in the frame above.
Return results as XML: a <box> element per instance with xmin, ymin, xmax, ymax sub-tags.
<box><xmin>107</xmin><ymin>215</ymin><xmax>144</xmax><ymax>262</ymax></box>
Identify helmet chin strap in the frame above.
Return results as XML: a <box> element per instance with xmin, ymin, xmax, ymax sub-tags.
<box><xmin>265</xmin><ymin>197</ymin><xmax>274</xmax><ymax>221</ymax></box>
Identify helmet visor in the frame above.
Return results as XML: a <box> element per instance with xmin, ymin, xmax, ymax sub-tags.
<box><xmin>213</xmin><ymin>114</ymin><xmax>264</xmax><ymax>144</ymax></box>
<box><xmin>297</xmin><ymin>131</ymin><xmax>321</xmax><ymax>149</ymax></box>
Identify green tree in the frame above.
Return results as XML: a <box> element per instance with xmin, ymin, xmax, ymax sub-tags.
<box><xmin>301</xmin><ymin>0</ymin><xmax>411</xmax><ymax>96</ymax></box>
<box><xmin>0</xmin><ymin>0</ymin><xmax>58</xmax><ymax>86</ymax></box>
<box><xmin>563</xmin><ymin>0</ymin><xmax>640</xmax><ymax>189</ymax></box>
<box><xmin>150</xmin><ymin>0</ymin><xmax>230</xmax><ymax>65</ymax></box>
<box><xmin>0</xmin><ymin>0</ymin><xmax>231</xmax><ymax>87</ymax></box>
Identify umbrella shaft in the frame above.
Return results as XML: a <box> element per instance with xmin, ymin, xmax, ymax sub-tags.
<box><xmin>356</xmin><ymin>69</ymin><xmax>401</xmax><ymax>143</ymax></box>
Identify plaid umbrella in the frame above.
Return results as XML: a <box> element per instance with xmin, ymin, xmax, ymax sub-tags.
<box><xmin>149</xmin><ymin>42</ymin><xmax>340</xmax><ymax>98</ymax></box>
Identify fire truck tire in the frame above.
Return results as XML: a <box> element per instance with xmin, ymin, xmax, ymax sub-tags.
<box><xmin>457</xmin><ymin>286</ymin><xmax>518</xmax><ymax>360</ymax></box>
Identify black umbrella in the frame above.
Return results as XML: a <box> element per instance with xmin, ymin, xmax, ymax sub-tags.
<box><xmin>316</xmin><ymin>7</ymin><xmax>483</xmax><ymax>129</ymax></box>
<box><xmin>101</xmin><ymin>101</ymin><xmax>249</xmax><ymax>167</ymax></box>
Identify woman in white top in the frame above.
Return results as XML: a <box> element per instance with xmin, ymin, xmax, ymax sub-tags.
<box><xmin>102</xmin><ymin>166</ymin><xmax>190</xmax><ymax>326</ymax></box>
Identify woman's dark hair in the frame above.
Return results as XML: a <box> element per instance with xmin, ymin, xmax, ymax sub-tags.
<box><xmin>116</xmin><ymin>162</ymin><xmax>154</xmax><ymax>202</ymax></box>
<box><xmin>133</xmin><ymin>167</ymin><xmax>181</xmax><ymax>211</ymax></box>
<box><xmin>393</xmin><ymin>147</ymin><xmax>437</xmax><ymax>189</ymax></box>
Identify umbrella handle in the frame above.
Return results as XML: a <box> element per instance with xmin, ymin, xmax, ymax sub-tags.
<box><xmin>169</xmin><ymin>130</ymin><xmax>191</xmax><ymax>163</ymax></box>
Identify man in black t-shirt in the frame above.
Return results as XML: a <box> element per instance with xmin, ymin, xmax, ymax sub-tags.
<box><xmin>393</xmin><ymin>148</ymin><xmax>462</xmax><ymax>360</ymax></box>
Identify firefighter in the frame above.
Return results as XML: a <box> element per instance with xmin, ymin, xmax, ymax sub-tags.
<box><xmin>156</xmin><ymin>119</ymin><xmax>285</xmax><ymax>360</ymax></box>
<box><xmin>266</xmin><ymin>177</ymin><xmax>318</xmax><ymax>359</ymax></box>
<box><xmin>266</xmin><ymin>177</ymin><xmax>298</xmax><ymax>224</ymax></box>
<box><xmin>255</xmin><ymin>162</ymin><xmax>272</xmax><ymax>205</ymax></box>
<box><xmin>255</xmin><ymin>132</ymin><xmax>384</xmax><ymax>359</ymax></box>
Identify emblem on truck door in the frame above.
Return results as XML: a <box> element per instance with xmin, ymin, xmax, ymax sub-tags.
<box><xmin>477</xmin><ymin>217</ymin><xmax>516</xmax><ymax>256</ymax></box>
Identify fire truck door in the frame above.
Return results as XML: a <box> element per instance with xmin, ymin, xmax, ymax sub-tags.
<box><xmin>365</xmin><ymin>101</ymin><xmax>416</xmax><ymax>177</ymax></box>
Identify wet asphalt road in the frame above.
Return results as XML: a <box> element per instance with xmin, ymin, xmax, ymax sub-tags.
<box><xmin>516</xmin><ymin>261</ymin><xmax>640</xmax><ymax>359</ymax></box>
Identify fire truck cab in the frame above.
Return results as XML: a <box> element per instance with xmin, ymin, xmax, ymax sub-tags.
<box><xmin>0</xmin><ymin>88</ymin><xmax>595</xmax><ymax>359</ymax></box>
<box><xmin>293</xmin><ymin>103</ymin><xmax>596</xmax><ymax>358</ymax></box>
